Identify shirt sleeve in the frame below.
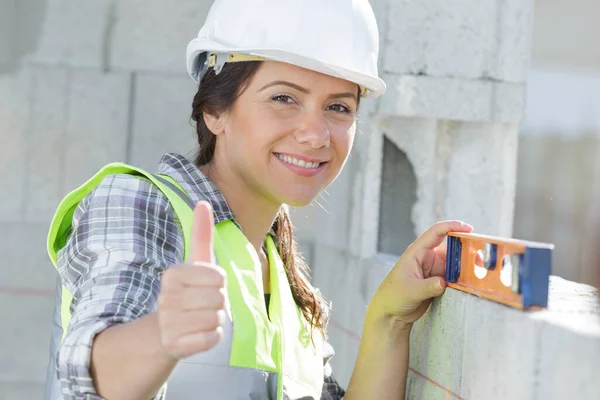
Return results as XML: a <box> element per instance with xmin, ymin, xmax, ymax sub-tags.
<box><xmin>55</xmin><ymin>174</ymin><xmax>184</xmax><ymax>399</ymax></box>
<box><xmin>321</xmin><ymin>339</ymin><xmax>346</xmax><ymax>400</ymax></box>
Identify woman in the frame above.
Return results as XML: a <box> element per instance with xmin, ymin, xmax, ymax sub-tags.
<box><xmin>46</xmin><ymin>0</ymin><xmax>473</xmax><ymax>399</ymax></box>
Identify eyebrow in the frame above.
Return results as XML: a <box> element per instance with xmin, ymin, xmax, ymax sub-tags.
<box><xmin>259</xmin><ymin>80</ymin><xmax>358</xmax><ymax>101</ymax></box>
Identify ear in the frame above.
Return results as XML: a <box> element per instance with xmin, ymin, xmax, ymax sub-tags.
<box><xmin>203</xmin><ymin>112</ymin><xmax>226</xmax><ymax>136</ymax></box>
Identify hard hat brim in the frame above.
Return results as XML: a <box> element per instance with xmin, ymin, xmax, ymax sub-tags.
<box><xmin>186</xmin><ymin>38</ymin><xmax>386</xmax><ymax>98</ymax></box>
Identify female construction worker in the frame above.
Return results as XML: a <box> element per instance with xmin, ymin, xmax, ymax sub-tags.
<box><xmin>45</xmin><ymin>0</ymin><xmax>473</xmax><ymax>399</ymax></box>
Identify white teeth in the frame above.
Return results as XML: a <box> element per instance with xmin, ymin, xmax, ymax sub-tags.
<box><xmin>276</xmin><ymin>154</ymin><xmax>321</xmax><ymax>169</ymax></box>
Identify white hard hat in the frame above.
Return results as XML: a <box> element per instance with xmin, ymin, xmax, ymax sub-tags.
<box><xmin>186</xmin><ymin>0</ymin><xmax>386</xmax><ymax>98</ymax></box>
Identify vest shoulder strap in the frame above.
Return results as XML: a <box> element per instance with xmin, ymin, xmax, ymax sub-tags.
<box><xmin>47</xmin><ymin>162</ymin><xmax>195</xmax><ymax>267</ymax></box>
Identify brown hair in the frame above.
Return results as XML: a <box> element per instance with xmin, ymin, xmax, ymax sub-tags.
<box><xmin>190</xmin><ymin>61</ymin><xmax>330</xmax><ymax>336</ymax></box>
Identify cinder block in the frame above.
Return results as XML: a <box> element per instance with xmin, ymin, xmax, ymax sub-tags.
<box><xmin>129</xmin><ymin>73</ymin><xmax>197</xmax><ymax>171</ymax></box>
<box><xmin>384</xmin><ymin>0</ymin><xmax>496</xmax><ymax>79</ymax></box>
<box><xmin>0</xmin><ymin>69</ymin><xmax>31</xmax><ymax>221</ymax></box>
<box><xmin>492</xmin><ymin>82</ymin><xmax>527</xmax><ymax>122</ymax></box>
<box><xmin>326</xmin><ymin>321</ymin><xmax>351</xmax><ymax>388</ymax></box>
<box><xmin>64</xmin><ymin>70</ymin><xmax>131</xmax><ymax>192</ymax></box>
<box><xmin>493</xmin><ymin>0</ymin><xmax>534</xmax><ymax>83</ymax></box>
<box><xmin>406</xmin><ymin>371</ymin><xmax>451</xmax><ymax>400</ymax></box>
<box><xmin>379</xmin><ymin>75</ymin><xmax>526</xmax><ymax>123</ymax></box>
<box><xmin>536</xmin><ymin>318</ymin><xmax>600</xmax><ymax>400</ymax></box>
<box><xmin>442</xmin><ymin>121</ymin><xmax>518</xmax><ymax>236</ymax></box>
<box><xmin>0</xmin><ymin>222</ymin><xmax>58</xmax><ymax>290</ymax></box>
<box><xmin>313</xmin><ymin>157</ymin><xmax>355</xmax><ymax>252</ymax></box>
<box><xmin>409</xmin><ymin>288</ymin><xmax>467</xmax><ymax>395</ymax></box>
<box><xmin>28</xmin><ymin>0</ymin><xmax>111</xmax><ymax>68</ymax></box>
<box><xmin>0</xmin><ymin>293</ymin><xmax>55</xmax><ymax>382</ymax></box>
<box><xmin>0</xmin><ymin>0</ymin><xmax>14</xmax><ymax>67</ymax></box>
<box><xmin>25</xmin><ymin>67</ymin><xmax>69</xmax><ymax>222</ymax></box>
<box><xmin>0</xmin><ymin>381</ymin><xmax>45</xmax><ymax>400</ymax></box>
<box><xmin>379</xmin><ymin>74</ymin><xmax>491</xmax><ymax>121</ymax></box>
<box><xmin>460</xmin><ymin>295</ymin><xmax>539</xmax><ymax>399</ymax></box>
<box><xmin>110</xmin><ymin>0</ymin><xmax>212</xmax><ymax>73</ymax></box>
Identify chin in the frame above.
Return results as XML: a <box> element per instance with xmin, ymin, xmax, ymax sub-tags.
<box><xmin>277</xmin><ymin>187</ymin><xmax>323</xmax><ymax>208</ymax></box>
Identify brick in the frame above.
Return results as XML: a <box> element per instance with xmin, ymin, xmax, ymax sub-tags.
<box><xmin>409</xmin><ymin>288</ymin><xmax>467</xmax><ymax>395</ymax></box>
<box><xmin>491</xmin><ymin>82</ymin><xmax>526</xmax><ymax>123</ymax></box>
<box><xmin>129</xmin><ymin>73</ymin><xmax>197</xmax><ymax>171</ymax></box>
<box><xmin>406</xmin><ymin>371</ymin><xmax>452</xmax><ymax>400</ymax></box>
<box><xmin>442</xmin><ymin>121</ymin><xmax>518</xmax><ymax>236</ymax></box>
<box><xmin>0</xmin><ymin>293</ymin><xmax>55</xmax><ymax>382</ymax></box>
<box><xmin>384</xmin><ymin>0</ymin><xmax>496</xmax><ymax>79</ymax></box>
<box><xmin>24</xmin><ymin>67</ymin><xmax>69</xmax><ymax>222</ymax></box>
<box><xmin>379</xmin><ymin>74</ymin><xmax>526</xmax><ymax>123</ymax></box>
<box><xmin>0</xmin><ymin>382</ymin><xmax>45</xmax><ymax>400</ymax></box>
<box><xmin>0</xmin><ymin>0</ymin><xmax>14</xmax><ymax>67</ymax></box>
<box><xmin>64</xmin><ymin>70</ymin><xmax>131</xmax><ymax>192</ymax></box>
<box><xmin>110</xmin><ymin>0</ymin><xmax>212</xmax><ymax>73</ymax></box>
<box><xmin>312</xmin><ymin>155</ymin><xmax>355</xmax><ymax>252</ymax></box>
<box><xmin>460</xmin><ymin>294</ymin><xmax>539</xmax><ymax>399</ymax></box>
<box><xmin>493</xmin><ymin>0</ymin><xmax>534</xmax><ymax>83</ymax></box>
<box><xmin>0</xmin><ymin>222</ymin><xmax>58</xmax><ymax>290</ymax></box>
<box><xmin>536</xmin><ymin>316</ymin><xmax>600</xmax><ymax>399</ymax></box>
<box><xmin>0</xmin><ymin>69</ymin><xmax>31</xmax><ymax>221</ymax></box>
<box><xmin>28</xmin><ymin>0</ymin><xmax>111</xmax><ymax>68</ymax></box>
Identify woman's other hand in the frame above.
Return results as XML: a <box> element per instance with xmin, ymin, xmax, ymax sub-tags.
<box><xmin>367</xmin><ymin>220</ymin><xmax>473</xmax><ymax>330</ymax></box>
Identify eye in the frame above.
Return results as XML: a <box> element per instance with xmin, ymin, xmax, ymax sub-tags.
<box><xmin>327</xmin><ymin>103</ymin><xmax>352</xmax><ymax>114</ymax></box>
<box><xmin>271</xmin><ymin>94</ymin><xmax>295</xmax><ymax>104</ymax></box>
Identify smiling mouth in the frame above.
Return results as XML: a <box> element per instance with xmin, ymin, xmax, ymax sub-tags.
<box><xmin>274</xmin><ymin>153</ymin><xmax>324</xmax><ymax>169</ymax></box>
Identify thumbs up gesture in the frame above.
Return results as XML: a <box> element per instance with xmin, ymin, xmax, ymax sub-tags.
<box><xmin>157</xmin><ymin>201</ymin><xmax>227</xmax><ymax>359</ymax></box>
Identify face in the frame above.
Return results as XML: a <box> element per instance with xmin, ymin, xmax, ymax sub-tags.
<box><xmin>208</xmin><ymin>61</ymin><xmax>359</xmax><ymax>207</ymax></box>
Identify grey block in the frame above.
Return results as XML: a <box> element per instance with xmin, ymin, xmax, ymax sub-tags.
<box><xmin>0</xmin><ymin>0</ymin><xmax>15</xmax><ymax>67</ymax></box>
<box><xmin>24</xmin><ymin>67</ymin><xmax>69</xmax><ymax>222</ymax></box>
<box><xmin>64</xmin><ymin>70</ymin><xmax>131</xmax><ymax>192</ymax></box>
<box><xmin>493</xmin><ymin>0</ymin><xmax>534</xmax><ymax>83</ymax></box>
<box><xmin>0</xmin><ymin>222</ymin><xmax>58</xmax><ymax>290</ymax></box>
<box><xmin>0</xmin><ymin>69</ymin><xmax>31</xmax><ymax>221</ymax></box>
<box><xmin>0</xmin><ymin>381</ymin><xmax>45</xmax><ymax>400</ymax></box>
<box><xmin>406</xmin><ymin>370</ymin><xmax>450</xmax><ymax>400</ymax></box>
<box><xmin>443</xmin><ymin>121</ymin><xmax>518</xmax><ymax>237</ymax></box>
<box><xmin>460</xmin><ymin>295</ymin><xmax>539</xmax><ymax>399</ymax></box>
<box><xmin>384</xmin><ymin>0</ymin><xmax>496</xmax><ymax>79</ymax></box>
<box><xmin>110</xmin><ymin>0</ymin><xmax>213</xmax><ymax>73</ymax></box>
<box><xmin>409</xmin><ymin>288</ymin><xmax>467</xmax><ymax>395</ymax></box>
<box><xmin>379</xmin><ymin>74</ymin><xmax>527</xmax><ymax>123</ymax></box>
<box><xmin>0</xmin><ymin>293</ymin><xmax>55</xmax><ymax>382</ymax></box>
<box><xmin>28</xmin><ymin>0</ymin><xmax>112</xmax><ymax>68</ymax></box>
<box><xmin>129</xmin><ymin>73</ymin><xmax>199</xmax><ymax>172</ymax></box>
<box><xmin>536</xmin><ymin>320</ymin><xmax>600</xmax><ymax>400</ymax></box>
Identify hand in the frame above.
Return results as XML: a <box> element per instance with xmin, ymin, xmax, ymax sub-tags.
<box><xmin>157</xmin><ymin>201</ymin><xmax>227</xmax><ymax>359</ymax></box>
<box><xmin>367</xmin><ymin>220</ymin><xmax>473</xmax><ymax>330</ymax></box>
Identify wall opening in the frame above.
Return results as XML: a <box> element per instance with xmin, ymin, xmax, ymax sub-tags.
<box><xmin>377</xmin><ymin>135</ymin><xmax>418</xmax><ymax>255</ymax></box>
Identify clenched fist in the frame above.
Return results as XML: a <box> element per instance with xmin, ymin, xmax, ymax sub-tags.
<box><xmin>157</xmin><ymin>201</ymin><xmax>227</xmax><ymax>359</ymax></box>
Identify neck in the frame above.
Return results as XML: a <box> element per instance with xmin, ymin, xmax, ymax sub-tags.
<box><xmin>201</xmin><ymin>163</ymin><xmax>280</xmax><ymax>254</ymax></box>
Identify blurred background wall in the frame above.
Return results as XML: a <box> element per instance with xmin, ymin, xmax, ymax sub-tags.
<box><xmin>0</xmin><ymin>0</ymin><xmax>598</xmax><ymax>398</ymax></box>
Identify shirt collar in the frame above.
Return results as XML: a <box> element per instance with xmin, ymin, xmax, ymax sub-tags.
<box><xmin>156</xmin><ymin>153</ymin><xmax>235</xmax><ymax>224</ymax></box>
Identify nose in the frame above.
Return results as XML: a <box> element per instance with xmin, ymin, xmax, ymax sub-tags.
<box><xmin>293</xmin><ymin>111</ymin><xmax>331</xmax><ymax>149</ymax></box>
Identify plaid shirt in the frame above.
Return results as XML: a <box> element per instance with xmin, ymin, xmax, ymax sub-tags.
<box><xmin>56</xmin><ymin>153</ymin><xmax>346</xmax><ymax>399</ymax></box>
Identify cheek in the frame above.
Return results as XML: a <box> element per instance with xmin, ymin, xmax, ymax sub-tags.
<box><xmin>332</xmin><ymin>126</ymin><xmax>355</xmax><ymax>162</ymax></box>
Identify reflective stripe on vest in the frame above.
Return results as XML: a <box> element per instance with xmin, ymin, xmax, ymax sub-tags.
<box><xmin>45</xmin><ymin>162</ymin><xmax>324</xmax><ymax>399</ymax></box>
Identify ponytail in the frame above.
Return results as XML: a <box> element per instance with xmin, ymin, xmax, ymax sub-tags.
<box><xmin>274</xmin><ymin>206</ymin><xmax>330</xmax><ymax>338</ymax></box>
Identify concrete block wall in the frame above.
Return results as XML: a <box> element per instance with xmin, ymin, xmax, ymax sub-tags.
<box><xmin>1</xmin><ymin>0</ymin><xmax>599</xmax><ymax>399</ymax></box>
<box><xmin>0</xmin><ymin>1</ymin><xmax>201</xmax><ymax>396</ymax></box>
<box><xmin>308</xmin><ymin>0</ymin><xmax>600</xmax><ymax>398</ymax></box>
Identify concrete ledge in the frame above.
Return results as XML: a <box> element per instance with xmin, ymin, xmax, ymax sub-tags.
<box><xmin>379</xmin><ymin>74</ymin><xmax>526</xmax><ymax>123</ymax></box>
<box><xmin>409</xmin><ymin>276</ymin><xmax>600</xmax><ymax>400</ymax></box>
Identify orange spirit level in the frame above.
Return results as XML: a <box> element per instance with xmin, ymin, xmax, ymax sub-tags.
<box><xmin>445</xmin><ymin>232</ymin><xmax>554</xmax><ymax>310</ymax></box>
